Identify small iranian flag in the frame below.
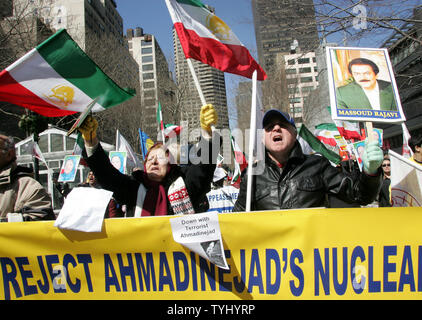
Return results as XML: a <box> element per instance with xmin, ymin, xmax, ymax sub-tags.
<box><xmin>401</xmin><ymin>122</ymin><xmax>413</xmax><ymax>159</ymax></box>
<box><xmin>231</xmin><ymin>135</ymin><xmax>248</xmax><ymax>184</ymax></box>
<box><xmin>298</xmin><ymin>124</ymin><xmax>341</xmax><ymax>165</ymax></box>
<box><xmin>0</xmin><ymin>29</ymin><xmax>134</xmax><ymax>117</ymax></box>
<box><xmin>314</xmin><ymin>123</ymin><xmax>339</xmax><ymax>147</ymax></box>
<box><xmin>165</xmin><ymin>0</ymin><xmax>266</xmax><ymax>80</ymax></box>
<box><xmin>31</xmin><ymin>140</ymin><xmax>48</xmax><ymax>168</ymax></box>
<box><xmin>164</xmin><ymin>124</ymin><xmax>182</xmax><ymax>138</ymax></box>
<box><xmin>334</xmin><ymin>119</ymin><xmax>362</xmax><ymax>140</ymax></box>
<box><xmin>157</xmin><ymin>102</ymin><xmax>164</xmax><ymax>131</ymax></box>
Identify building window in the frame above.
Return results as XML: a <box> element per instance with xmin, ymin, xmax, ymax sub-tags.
<box><xmin>143</xmin><ymin>90</ymin><xmax>155</xmax><ymax>98</ymax></box>
<box><xmin>144</xmin><ymin>99</ymin><xmax>156</xmax><ymax>106</ymax></box>
<box><xmin>299</xmin><ymin>67</ymin><xmax>312</xmax><ymax>73</ymax></box>
<box><xmin>39</xmin><ymin>135</ymin><xmax>48</xmax><ymax>153</ymax></box>
<box><xmin>285</xmin><ymin>68</ymin><xmax>297</xmax><ymax>74</ymax></box>
<box><xmin>288</xmin><ymin>87</ymin><xmax>299</xmax><ymax>94</ymax></box>
<box><xmin>51</xmin><ymin>134</ymin><xmax>64</xmax><ymax>152</ymax></box>
<box><xmin>300</xmin><ymin>76</ymin><xmax>313</xmax><ymax>83</ymax></box>
<box><xmin>287</xmin><ymin>59</ymin><xmax>295</xmax><ymax>65</ymax></box>
<box><xmin>143</xmin><ymin>55</ymin><xmax>153</xmax><ymax>63</ymax></box>
<box><xmin>142</xmin><ymin>64</ymin><xmax>154</xmax><ymax>71</ymax></box>
<box><xmin>66</xmin><ymin>136</ymin><xmax>75</xmax><ymax>151</ymax></box>
<box><xmin>289</xmin><ymin>97</ymin><xmax>301</xmax><ymax>104</ymax></box>
<box><xmin>143</xmin><ymin>72</ymin><xmax>154</xmax><ymax>80</ymax></box>
<box><xmin>301</xmin><ymin>86</ymin><xmax>314</xmax><ymax>93</ymax></box>
<box><xmin>298</xmin><ymin>58</ymin><xmax>310</xmax><ymax>64</ymax></box>
<box><xmin>142</xmin><ymin>47</ymin><xmax>152</xmax><ymax>54</ymax></box>
<box><xmin>143</xmin><ymin>81</ymin><xmax>155</xmax><ymax>89</ymax></box>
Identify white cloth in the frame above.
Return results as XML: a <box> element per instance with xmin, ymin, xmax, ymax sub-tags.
<box><xmin>54</xmin><ymin>187</ymin><xmax>112</xmax><ymax>232</ymax></box>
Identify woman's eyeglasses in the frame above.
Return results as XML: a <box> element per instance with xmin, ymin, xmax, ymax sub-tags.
<box><xmin>382</xmin><ymin>163</ymin><xmax>390</xmax><ymax>167</ymax></box>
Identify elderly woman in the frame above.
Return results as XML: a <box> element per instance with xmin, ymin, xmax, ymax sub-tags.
<box><xmin>79</xmin><ymin>105</ymin><xmax>219</xmax><ymax>216</ymax></box>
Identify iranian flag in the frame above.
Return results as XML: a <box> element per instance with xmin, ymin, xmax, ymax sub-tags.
<box><xmin>298</xmin><ymin>124</ymin><xmax>341</xmax><ymax>165</ymax></box>
<box><xmin>314</xmin><ymin>123</ymin><xmax>339</xmax><ymax>147</ymax></box>
<box><xmin>401</xmin><ymin>122</ymin><xmax>413</xmax><ymax>159</ymax></box>
<box><xmin>334</xmin><ymin>119</ymin><xmax>361</xmax><ymax>140</ymax></box>
<box><xmin>165</xmin><ymin>0</ymin><xmax>266</xmax><ymax>80</ymax></box>
<box><xmin>0</xmin><ymin>29</ymin><xmax>134</xmax><ymax>117</ymax></box>
<box><xmin>164</xmin><ymin>124</ymin><xmax>182</xmax><ymax>138</ymax></box>
<box><xmin>231</xmin><ymin>135</ymin><xmax>248</xmax><ymax>184</ymax></box>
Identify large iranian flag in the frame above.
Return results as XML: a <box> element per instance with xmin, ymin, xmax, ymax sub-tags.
<box><xmin>0</xmin><ymin>29</ymin><xmax>135</xmax><ymax>117</ymax></box>
<box><xmin>165</xmin><ymin>0</ymin><xmax>267</xmax><ymax>80</ymax></box>
<box><xmin>298</xmin><ymin>124</ymin><xmax>341</xmax><ymax>165</ymax></box>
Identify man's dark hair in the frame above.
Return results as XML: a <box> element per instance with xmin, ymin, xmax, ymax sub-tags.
<box><xmin>348</xmin><ymin>58</ymin><xmax>379</xmax><ymax>75</ymax></box>
<box><xmin>409</xmin><ymin>134</ymin><xmax>422</xmax><ymax>153</ymax></box>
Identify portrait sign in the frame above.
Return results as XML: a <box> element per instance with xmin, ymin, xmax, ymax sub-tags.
<box><xmin>326</xmin><ymin>47</ymin><xmax>405</xmax><ymax>123</ymax></box>
<box><xmin>58</xmin><ymin>155</ymin><xmax>81</xmax><ymax>182</ymax></box>
<box><xmin>352</xmin><ymin>140</ymin><xmax>366</xmax><ymax>172</ymax></box>
<box><xmin>109</xmin><ymin>151</ymin><xmax>127</xmax><ymax>174</ymax></box>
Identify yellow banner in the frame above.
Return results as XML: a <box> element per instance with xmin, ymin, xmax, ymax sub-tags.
<box><xmin>0</xmin><ymin>207</ymin><xmax>421</xmax><ymax>300</ymax></box>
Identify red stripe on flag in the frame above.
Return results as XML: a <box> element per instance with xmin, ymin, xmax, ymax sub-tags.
<box><xmin>175</xmin><ymin>23</ymin><xmax>267</xmax><ymax>80</ymax></box>
<box><xmin>0</xmin><ymin>69</ymin><xmax>77</xmax><ymax>117</ymax></box>
<box><xmin>317</xmin><ymin>136</ymin><xmax>337</xmax><ymax>146</ymax></box>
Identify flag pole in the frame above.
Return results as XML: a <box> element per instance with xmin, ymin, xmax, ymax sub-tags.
<box><xmin>116</xmin><ymin>129</ymin><xmax>119</xmax><ymax>151</ymax></box>
<box><xmin>186</xmin><ymin>58</ymin><xmax>215</xmax><ymax>132</ymax></box>
<box><xmin>246</xmin><ymin>70</ymin><xmax>258</xmax><ymax>212</ymax></box>
<box><xmin>138</xmin><ymin>128</ymin><xmax>146</xmax><ymax>161</ymax></box>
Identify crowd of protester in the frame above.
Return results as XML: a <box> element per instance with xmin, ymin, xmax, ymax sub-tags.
<box><xmin>1</xmin><ymin>106</ymin><xmax>421</xmax><ymax>222</ymax></box>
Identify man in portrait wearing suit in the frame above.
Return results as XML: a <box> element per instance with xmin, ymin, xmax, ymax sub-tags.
<box><xmin>335</xmin><ymin>57</ymin><xmax>398</xmax><ymax>111</ymax></box>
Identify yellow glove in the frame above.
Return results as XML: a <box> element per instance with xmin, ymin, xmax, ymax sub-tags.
<box><xmin>200</xmin><ymin>104</ymin><xmax>218</xmax><ymax>133</ymax></box>
<box><xmin>78</xmin><ymin>115</ymin><xmax>98</xmax><ymax>143</ymax></box>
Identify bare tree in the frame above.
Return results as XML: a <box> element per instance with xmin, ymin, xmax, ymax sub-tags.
<box><xmin>0</xmin><ymin>1</ymin><xmax>54</xmax><ymax>140</ymax></box>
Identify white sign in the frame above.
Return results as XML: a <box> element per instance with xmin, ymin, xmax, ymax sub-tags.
<box><xmin>170</xmin><ymin>212</ymin><xmax>228</xmax><ymax>269</ymax></box>
<box><xmin>326</xmin><ymin>47</ymin><xmax>405</xmax><ymax>123</ymax></box>
<box><xmin>207</xmin><ymin>186</ymin><xmax>239</xmax><ymax>213</ymax></box>
<box><xmin>54</xmin><ymin>187</ymin><xmax>112</xmax><ymax>232</ymax></box>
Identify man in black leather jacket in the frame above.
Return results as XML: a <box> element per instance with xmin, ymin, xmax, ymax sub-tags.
<box><xmin>233</xmin><ymin>110</ymin><xmax>384</xmax><ymax>211</ymax></box>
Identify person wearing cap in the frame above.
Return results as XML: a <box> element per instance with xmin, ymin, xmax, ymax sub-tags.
<box><xmin>233</xmin><ymin>109</ymin><xmax>384</xmax><ymax>211</ymax></box>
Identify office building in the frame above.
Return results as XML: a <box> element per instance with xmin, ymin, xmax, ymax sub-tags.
<box><xmin>251</xmin><ymin>0</ymin><xmax>319</xmax><ymax>72</ymax></box>
<box><xmin>127</xmin><ymin>27</ymin><xmax>175</xmax><ymax>140</ymax></box>
<box><xmin>283</xmin><ymin>51</ymin><xmax>319</xmax><ymax>127</ymax></box>
<box><xmin>172</xmin><ymin>28</ymin><xmax>230</xmax><ymax>141</ymax></box>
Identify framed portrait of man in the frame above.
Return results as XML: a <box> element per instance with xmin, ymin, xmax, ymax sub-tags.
<box><xmin>326</xmin><ymin>47</ymin><xmax>405</xmax><ymax>123</ymax></box>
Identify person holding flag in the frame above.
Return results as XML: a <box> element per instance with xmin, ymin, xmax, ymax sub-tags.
<box><xmin>233</xmin><ymin>109</ymin><xmax>385</xmax><ymax>212</ymax></box>
<box><xmin>78</xmin><ymin>105</ymin><xmax>219</xmax><ymax>216</ymax></box>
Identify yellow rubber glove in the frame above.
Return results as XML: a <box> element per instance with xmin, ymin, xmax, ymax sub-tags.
<box><xmin>200</xmin><ymin>104</ymin><xmax>218</xmax><ymax>133</ymax></box>
<box><xmin>78</xmin><ymin>115</ymin><xmax>98</xmax><ymax>144</ymax></box>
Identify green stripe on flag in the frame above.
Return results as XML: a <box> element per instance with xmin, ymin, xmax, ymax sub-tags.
<box><xmin>298</xmin><ymin>124</ymin><xmax>341</xmax><ymax>165</ymax></box>
<box><xmin>176</xmin><ymin>0</ymin><xmax>207</xmax><ymax>8</ymax></box>
<box><xmin>315</xmin><ymin>123</ymin><xmax>338</xmax><ymax>131</ymax></box>
<box><xmin>36</xmin><ymin>29</ymin><xmax>134</xmax><ymax>108</ymax></box>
